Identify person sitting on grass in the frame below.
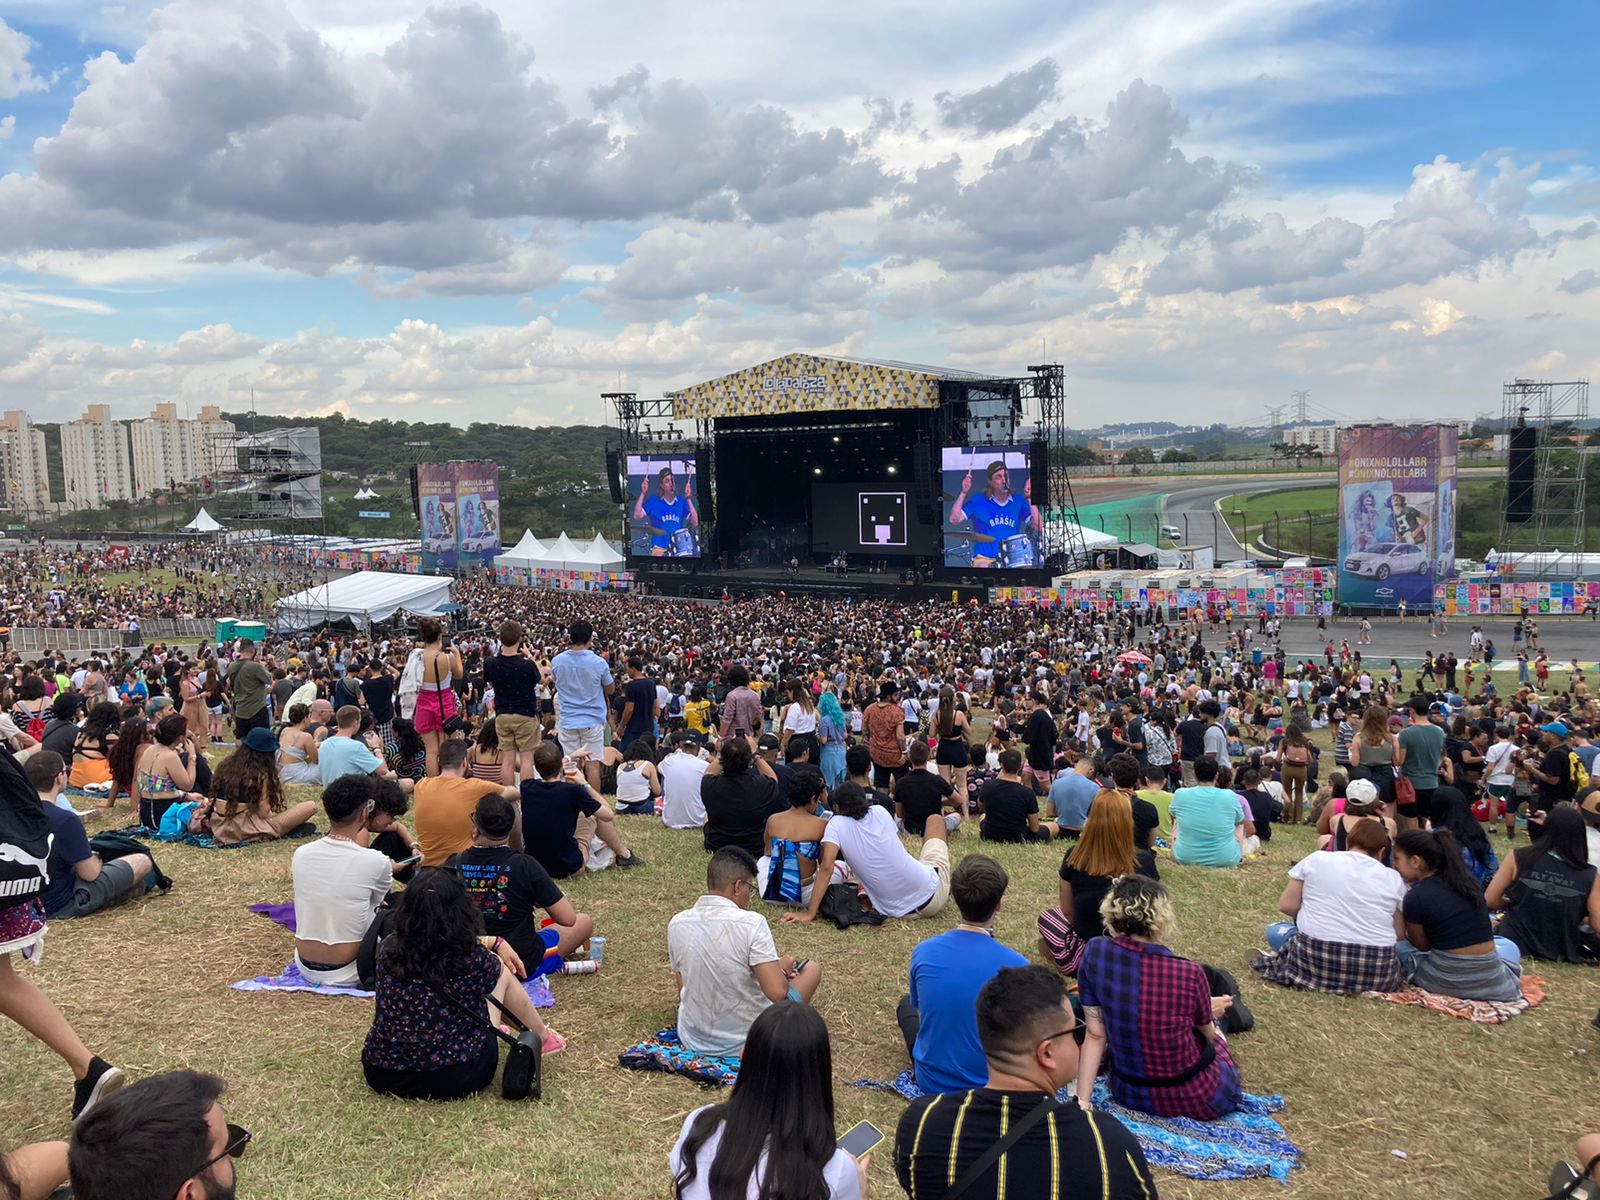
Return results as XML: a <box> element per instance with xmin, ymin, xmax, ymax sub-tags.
<box><xmin>1076</xmin><ymin>875</ymin><xmax>1245</xmax><ymax>1121</ymax></box>
<box><xmin>292</xmin><ymin>775</ymin><xmax>398</xmax><ymax>986</ymax></box>
<box><xmin>1392</xmin><ymin>828</ymin><xmax>1523</xmax><ymax>1002</ymax></box>
<box><xmin>613</xmin><ymin>738</ymin><xmax>663</xmax><ymax>815</ymax></box>
<box><xmin>69</xmin><ymin>702</ymin><xmax>120</xmax><ymax>791</ymax></box>
<box><xmin>363</xmin><ymin>775</ymin><xmax>422</xmax><ymax>883</ymax></box>
<box><xmin>893</xmin><ymin>739</ymin><xmax>961</xmax><ymax>835</ymax></box>
<box><xmin>1038</xmin><ymin>790</ymin><xmax>1159</xmax><ymax>978</ymax></box>
<box><xmin>1485</xmin><ymin>804</ymin><xmax>1600</xmax><ymax>964</ymax></box>
<box><xmin>784</xmin><ymin>782</ymin><xmax>952</xmax><ymax>924</ymax></box>
<box><xmin>208</xmin><ymin>727</ymin><xmax>320</xmax><ymax>843</ymax></box>
<box><xmin>28</xmin><ymin>751</ymin><xmax>156</xmax><ymax>922</ymax></box>
<box><xmin>669</xmin><ymin>848</ymin><xmax>821</xmax><ymax>1057</ymax></box>
<box><xmin>363</xmin><ymin>868</ymin><xmax>563</xmax><ymax>1101</ymax></box>
<box><xmin>412</xmin><ymin>739</ymin><xmax>520</xmax><ymax>867</ymax></box>
<box><xmin>894</xmin><ymin>965</ymin><xmax>1155</xmax><ymax>1200</ymax></box>
<box><xmin>978</xmin><ymin>748</ymin><xmax>1061</xmax><ymax>843</ymax></box>
<box><xmin>897</xmin><ymin>855</ymin><xmax>1027</xmax><ymax>1094</ymax></box>
<box><xmin>671</xmin><ymin>1001</ymin><xmax>866</xmax><ymax>1200</ymax></box>
<box><xmin>320</xmin><ymin>704</ymin><xmax>412</xmax><ymax>795</ymax></box>
<box><xmin>1317</xmin><ymin>777</ymin><xmax>1394</xmax><ymax>853</ymax></box>
<box><xmin>68</xmin><ymin>1070</ymin><xmax>244</xmax><ymax>1200</ymax></box>
<box><xmin>757</xmin><ymin>770</ymin><xmax>835</xmax><ymax>907</ymax></box>
<box><xmin>1047</xmin><ymin>751</ymin><xmax>1100</xmax><ymax>835</ymax></box>
<box><xmin>1253</xmin><ymin>817</ymin><xmax>1407</xmax><ymax>994</ymax></box>
<box><xmin>520</xmin><ymin>741</ymin><xmax>643</xmax><ymax>879</ymax></box>
<box><xmin>276</xmin><ymin>703</ymin><xmax>322</xmax><ymax>786</ymax></box>
<box><xmin>701</xmin><ymin>734</ymin><xmax>781</xmax><ymax>857</ymax></box>
<box><xmin>129</xmin><ymin>715</ymin><xmax>203</xmax><ymax>830</ymax></box>
<box><xmin>1</xmin><ymin>1137</ymin><xmax>67</xmax><ymax>1200</ymax></box>
<box><xmin>448</xmin><ymin>793</ymin><xmax>594</xmax><ymax>969</ymax></box>
<box><xmin>1170</xmin><ymin>754</ymin><xmax>1247</xmax><ymax>868</ymax></box>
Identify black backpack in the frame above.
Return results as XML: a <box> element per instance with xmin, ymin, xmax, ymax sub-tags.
<box><xmin>0</xmin><ymin>746</ymin><xmax>52</xmax><ymax>905</ymax></box>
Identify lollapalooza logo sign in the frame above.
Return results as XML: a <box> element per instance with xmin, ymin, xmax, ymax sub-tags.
<box><xmin>761</xmin><ymin>374</ymin><xmax>827</xmax><ymax>394</ymax></box>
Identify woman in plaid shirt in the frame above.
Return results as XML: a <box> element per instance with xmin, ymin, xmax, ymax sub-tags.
<box><xmin>1075</xmin><ymin>875</ymin><xmax>1243</xmax><ymax>1121</ymax></box>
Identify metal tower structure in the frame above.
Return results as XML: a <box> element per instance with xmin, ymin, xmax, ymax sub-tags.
<box><xmin>1495</xmin><ymin>378</ymin><xmax>1589</xmax><ymax>557</ymax></box>
<box><xmin>1026</xmin><ymin>362</ymin><xmax>1091</xmax><ymax>571</ymax></box>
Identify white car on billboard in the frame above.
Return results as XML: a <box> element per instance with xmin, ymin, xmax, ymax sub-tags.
<box><xmin>1343</xmin><ymin>541</ymin><xmax>1428</xmax><ymax>580</ymax></box>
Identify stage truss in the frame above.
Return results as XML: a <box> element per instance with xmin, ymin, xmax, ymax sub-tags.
<box><xmin>1496</xmin><ymin>378</ymin><xmax>1589</xmax><ymax>558</ymax></box>
<box><xmin>604</xmin><ymin>392</ymin><xmax>708</xmax><ymax>568</ymax></box>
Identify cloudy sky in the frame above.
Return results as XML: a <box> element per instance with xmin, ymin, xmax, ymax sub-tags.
<box><xmin>0</xmin><ymin>0</ymin><xmax>1596</xmax><ymax>428</ymax></box>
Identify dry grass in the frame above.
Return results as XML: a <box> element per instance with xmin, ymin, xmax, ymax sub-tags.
<box><xmin>4</xmin><ymin>773</ymin><xmax>1599</xmax><ymax>1199</ymax></box>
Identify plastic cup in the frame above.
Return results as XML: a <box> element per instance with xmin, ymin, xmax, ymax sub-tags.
<box><xmin>590</xmin><ymin>936</ymin><xmax>606</xmax><ymax>965</ymax></box>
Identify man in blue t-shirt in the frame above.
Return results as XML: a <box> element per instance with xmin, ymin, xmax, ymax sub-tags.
<box><xmin>632</xmin><ymin>465</ymin><xmax>700</xmax><ymax>556</ymax></box>
<box><xmin>897</xmin><ymin>855</ymin><xmax>1027</xmax><ymax>1094</ymax></box>
<box><xmin>549</xmin><ymin>619</ymin><xmax>615</xmax><ymax>790</ymax></box>
<box><xmin>1047</xmin><ymin>754</ymin><xmax>1100</xmax><ymax>833</ymax></box>
<box><xmin>949</xmin><ymin>459</ymin><xmax>1041</xmax><ymax>567</ymax></box>
<box><xmin>28</xmin><ymin>751</ymin><xmax>155</xmax><ymax>920</ymax></box>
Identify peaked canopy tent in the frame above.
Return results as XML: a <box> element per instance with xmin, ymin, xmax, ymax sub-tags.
<box><xmin>274</xmin><ymin>571</ymin><xmax>454</xmax><ymax>632</ymax></box>
<box><xmin>181</xmin><ymin>507</ymin><xmax>223</xmax><ymax>533</ymax></box>
<box><xmin>581</xmin><ymin>534</ymin><xmax>625</xmax><ymax>568</ymax></box>
<box><xmin>493</xmin><ymin>529</ymin><xmax>549</xmax><ymax>570</ymax></box>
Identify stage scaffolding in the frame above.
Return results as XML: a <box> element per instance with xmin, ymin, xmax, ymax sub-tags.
<box><xmin>1496</xmin><ymin>378</ymin><xmax>1589</xmax><ymax>558</ymax></box>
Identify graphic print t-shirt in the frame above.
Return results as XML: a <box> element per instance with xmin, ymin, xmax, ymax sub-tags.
<box><xmin>643</xmin><ymin>493</ymin><xmax>689</xmax><ymax>549</ymax></box>
<box><xmin>1392</xmin><ymin>506</ymin><xmax>1425</xmax><ymax>544</ymax></box>
<box><xmin>447</xmin><ymin>845</ymin><xmax>565</xmax><ymax>964</ymax></box>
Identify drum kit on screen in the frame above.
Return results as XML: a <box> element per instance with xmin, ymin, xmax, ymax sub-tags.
<box><xmin>943</xmin><ymin>527</ymin><xmax>1036</xmax><ymax>568</ymax></box>
<box><xmin>630</xmin><ymin>520</ymin><xmax>701</xmax><ymax>558</ymax></box>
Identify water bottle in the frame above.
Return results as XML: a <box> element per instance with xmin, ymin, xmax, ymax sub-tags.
<box><xmin>589</xmin><ymin>936</ymin><xmax>606</xmax><ymax>965</ymax></box>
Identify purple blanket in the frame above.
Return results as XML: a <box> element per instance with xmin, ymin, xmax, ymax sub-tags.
<box><xmin>248</xmin><ymin>902</ymin><xmax>297</xmax><ymax>932</ymax></box>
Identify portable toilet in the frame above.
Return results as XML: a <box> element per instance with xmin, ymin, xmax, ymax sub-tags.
<box><xmin>215</xmin><ymin>618</ymin><xmax>238</xmax><ymax>645</ymax></box>
<box><xmin>234</xmin><ymin>621</ymin><xmax>268</xmax><ymax>645</ymax></box>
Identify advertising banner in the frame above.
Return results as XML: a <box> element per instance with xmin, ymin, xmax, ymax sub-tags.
<box><xmin>1336</xmin><ymin>425</ymin><xmax>1456</xmax><ymax>611</ymax></box>
<box><xmin>417</xmin><ymin>463</ymin><xmax>457</xmax><ymax>573</ymax></box>
<box><xmin>452</xmin><ymin>460</ymin><xmax>501</xmax><ymax>569</ymax></box>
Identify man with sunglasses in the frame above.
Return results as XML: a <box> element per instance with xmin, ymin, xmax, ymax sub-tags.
<box><xmin>70</xmin><ymin>1069</ymin><xmax>248</xmax><ymax>1200</ymax></box>
<box><xmin>893</xmin><ymin>966</ymin><xmax>1154</xmax><ymax>1200</ymax></box>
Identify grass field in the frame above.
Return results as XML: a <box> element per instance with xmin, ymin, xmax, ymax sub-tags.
<box><xmin>4</xmin><ymin>755</ymin><xmax>1598</xmax><ymax>1199</ymax></box>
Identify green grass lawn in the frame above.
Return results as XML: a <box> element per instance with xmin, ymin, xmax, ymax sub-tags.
<box><xmin>3</xmin><ymin>765</ymin><xmax>1597</xmax><ymax>1199</ymax></box>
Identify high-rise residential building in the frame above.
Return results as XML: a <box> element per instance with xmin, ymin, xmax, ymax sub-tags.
<box><xmin>62</xmin><ymin>404</ymin><xmax>134</xmax><ymax>510</ymax></box>
<box><xmin>129</xmin><ymin>402</ymin><xmax>236</xmax><ymax>497</ymax></box>
<box><xmin>0</xmin><ymin>411</ymin><xmax>52</xmax><ymax>515</ymax></box>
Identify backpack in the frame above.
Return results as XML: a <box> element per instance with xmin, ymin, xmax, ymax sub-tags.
<box><xmin>1570</xmin><ymin>751</ymin><xmax>1591</xmax><ymax>792</ymax></box>
<box><xmin>0</xmin><ymin>746</ymin><xmax>52</xmax><ymax>904</ymax></box>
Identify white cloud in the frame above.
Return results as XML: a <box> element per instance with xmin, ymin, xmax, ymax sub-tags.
<box><xmin>0</xmin><ymin>115</ymin><xmax>15</xmax><ymax>142</ymax></box>
<box><xmin>0</xmin><ymin>18</ymin><xmax>46</xmax><ymax>99</ymax></box>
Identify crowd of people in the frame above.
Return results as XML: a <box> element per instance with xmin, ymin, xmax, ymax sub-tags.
<box><xmin>2</xmin><ymin>553</ymin><xmax>1599</xmax><ymax>1198</ymax></box>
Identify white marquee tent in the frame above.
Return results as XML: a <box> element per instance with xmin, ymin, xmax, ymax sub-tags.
<box><xmin>493</xmin><ymin>530</ymin><xmax>625</xmax><ymax>575</ymax></box>
<box><xmin>274</xmin><ymin>570</ymin><xmax>454</xmax><ymax>631</ymax></box>
<box><xmin>181</xmin><ymin>507</ymin><xmax>223</xmax><ymax>533</ymax></box>
<box><xmin>493</xmin><ymin>529</ymin><xmax>549</xmax><ymax>570</ymax></box>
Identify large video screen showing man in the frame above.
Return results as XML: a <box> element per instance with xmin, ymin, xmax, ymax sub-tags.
<box><xmin>941</xmin><ymin>445</ymin><xmax>1041</xmax><ymax>568</ymax></box>
<box><xmin>626</xmin><ymin>455</ymin><xmax>701</xmax><ymax>557</ymax></box>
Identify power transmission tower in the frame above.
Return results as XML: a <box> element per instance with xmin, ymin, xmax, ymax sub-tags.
<box><xmin>1290</xmin><ymin>391</ymin><xmax>1311</xmax><ymax>424</ymax></box>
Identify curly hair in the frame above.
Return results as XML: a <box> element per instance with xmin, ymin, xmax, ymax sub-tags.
<box><xmin>1099</xmin><ymin>874</ymin><xmax>1177</xmax><ymax>943</ymax></box>
<box><xmin>379</xmin><ymin>867</ymin><xmax>485</xmax><ymax>988</ymax></box>
<box><xmin>209</xmin><ymin>741</ymin><xmax>287</xmax><ymax>814</ymax></box>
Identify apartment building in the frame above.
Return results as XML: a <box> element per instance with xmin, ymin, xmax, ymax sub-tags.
<box><xmin>0</xmin><ymin>411</ymin><xmax>52</xmax><ymax>514</ymax></box>
<box><xmin>129</xmin><ymin>402</ymin><xmax>235</xmax><ymax>497</ymax></box>
<box><xmin>62</xmin><ymin>404</ymin><xmax>134</xmax><ymax>510</ymax></box>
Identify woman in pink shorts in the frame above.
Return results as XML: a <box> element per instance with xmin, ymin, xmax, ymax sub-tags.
<box><xmin>413</xmin><ymin>617</ymin><xmax>464</xmax><ymax>777</ymax></box>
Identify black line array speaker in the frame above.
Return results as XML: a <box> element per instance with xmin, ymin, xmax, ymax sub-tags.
<box><xmin>605</xmin><ymin>449</ymin><xmax>625</xmax><ymax>504</ymax></box>
<box><xmin>694</xmin><ymin>446</ymin><xmax>714</xmax><ymax>524</ymax></box>
<box><xmin>1504</xmin><ymin>426</ymin><xmax>1537</xmax><ymax>524</ymax></box>
<box><xmin>408</xmin><ymin>465</ymin><xmax>421</xmax><ymax>521</ymax></box>
<box><xmin>1030</xmin><ymin>438</ymin><xmax>1050</xmax><ymax>514</ymax></box>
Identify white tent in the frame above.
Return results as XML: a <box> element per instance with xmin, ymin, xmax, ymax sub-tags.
<box><xmin>493</xmin><ymin>529</ymin><xmax>549</xmax><ymax>571</ymax></box>
<box><xmin>353</xmin><ymin>486</ymin><xmax>378</xmax><ymax>500</ymax></box>
<box><xmin>539</xmin><ymin>532</ymin><xmax>587</xmax><ymax>571</ymax></box>
<box><xmin>181</xmin><ymin>507</ymin><xmax>223</xmax><ymax>533</ymax></box>
<box><xmin>274</xmin><ymin>570</ymin><xmax>454</xmax><ymax>631</ymax></box>
<box><xmin>581</xmin><ymin>534</ymin><xmax>625</xmax><ymax>568</ymax></box>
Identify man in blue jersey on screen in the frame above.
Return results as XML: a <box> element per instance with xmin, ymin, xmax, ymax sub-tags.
<box><xmin>950</xmin><ymin>459</ymin><xmax>1041</xmax><ymax>567</ymax></box>
<box><xmin>633</xmin><ymin>464</ymin><xmax>700</xmax><ymax>556</ymax></box>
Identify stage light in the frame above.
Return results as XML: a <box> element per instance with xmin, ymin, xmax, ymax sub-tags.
<box><xmin>886</xmin><ymin>464</ymin><xmax>898</xmax><ymax>475</ymax></box>
<box><xmin>832</xmin><ymin>435</ymin><xmax>840</xmax><ymax>443</ymax></box>
<box><xmin>812</xmin><ymin>466</ymin><xmax>823</xmax><ymax>476</ymax></box>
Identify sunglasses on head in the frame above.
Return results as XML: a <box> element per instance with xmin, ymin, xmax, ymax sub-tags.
<box><xmin>185</xmin><ymin>1123</ymin><xmax>251</xmax><ymax>1188</ymax></box>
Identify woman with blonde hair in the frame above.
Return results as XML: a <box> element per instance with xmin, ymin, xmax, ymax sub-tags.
<box><xmin>1075</xmin><ymin>875</ymin><xmax>1244</xmax><ymax>1120</ymax></box>
<box><xmin>1037</xmin><ymin>791</ymin><xmax>1158</xmax><ymax>976</ymax></box>
<box><xmin>778</xmin><ymin>678</ymin><xmax>818</xmax><ymax>763</ymax></box>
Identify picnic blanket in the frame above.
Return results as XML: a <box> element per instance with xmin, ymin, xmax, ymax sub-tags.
<box><xmin>231</xmin><ymin>962</ymin><xmax>557</xmax><ymax>1007</ymax></box>
<box><xmin>245</xmin><ymin>903</ymin><xmax>567</xmax><ymax>981</ymax></box>
<box><xmin>853</xmin><ymin>1072</ymin><xmax>1301</xmax><ymax>1184</ymax></box>
<box><xmin>1361</xmin><ymin>974</ymin><xmax>1546</xmax><ymax>1024</ymax></box>
<box><xmin>618</xmin><ymin>1028</ymin><xmax>741</xmax><ymax>1087</ymax></box>
<box><xmin>122</xmin><ymin>822</ymin><xmax>318</xmax><ymax>850</ymax></box>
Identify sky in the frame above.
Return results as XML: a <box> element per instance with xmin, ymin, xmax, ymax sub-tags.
<box><xmin>0</xmin><ymin>0</ymin><xmax>1596</xmax><ymax>429</ymax></box>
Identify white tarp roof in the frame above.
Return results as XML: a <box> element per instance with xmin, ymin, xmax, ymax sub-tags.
<box><xmin>353</xmin><ymin>486</ymin><xmax>378</xmax><ymax>499</ymax></box>
<box><xmin>494</xmin><ymin>531</ymin><xmax>621</xmax><ymax>573</ymax></box>
<box><xmin>493</xmin><ymin>529</ymin><xmax>549</xmax><ymax>569</ymax></box>
<box><xmin>182</xmin><ymin>507</ymin><xmax>223</xmax><ymax>532</ymax></box>
<box><xmin>274</xmin><ymin>570</ymin><xmax>453</xmax><ymax>631</ymax></box>
<box><xmin>582</xmin><ymin>534</ymin><xmax>625</xmax><ymax>567</ymax></box>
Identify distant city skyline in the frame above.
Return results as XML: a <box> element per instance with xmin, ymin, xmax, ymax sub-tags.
<box><xmin>0</xmin><ymin>1</ymin><xmax>1596</xmax><ymax>427</ymax></box>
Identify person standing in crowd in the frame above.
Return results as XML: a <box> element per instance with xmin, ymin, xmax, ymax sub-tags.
<box><xmin>1396</xmin><ymin>696</ymin><xmax>1445</xmax><ymax>831</ymax></box>
<box><xmin>483</xmin><ymin>619</ymin><xmax>542</xmax><ymax>783</ymax></box>
<box><xmin>616</xmin><ymin>654</ymin><xmax>660</xmax><ymax>751</ymax></box>
<box><xmin>1022</xmin><ymin>692</ymin><xmax>1057</xmax><ymax>792</ymax></box>
<box><xmin>411</xmin><ymin>618</ymin><xmax>464</xmax><ymax>780</ymax></box>
<box><xmin>550</xmin><ymin>620</ymin><xmax>614</xmax><ymax>793</ymax></box>
<box><xmin>864</xmin><ymin>679</ymin><xmax>908</xmax><ymax>788</ymax></box>
<box><xmin>224</xmin><ymin>639</ymin><xmax>272</xmax><ymax>739</ymax></box>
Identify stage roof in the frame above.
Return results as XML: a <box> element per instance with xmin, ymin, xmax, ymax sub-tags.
<box><xmin>670</xmin><ymin>351</ymin><xmax>1009</xmax><ymax>421</ymax></box>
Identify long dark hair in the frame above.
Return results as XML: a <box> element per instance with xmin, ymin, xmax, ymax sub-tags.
<box><xmin>1394</xmin><ymin>828</ymin><xmax>1484</xmax><ymax>906</ymax></box>
<box><xmin>672</xmin><ymin>1001</ymin><xmax>836</xmax><ymax>1200</ymax></box>
<box><xmin>938</xmin><ymin>684</ymin><xmax>955</xmax><ymax>738</ymax></box>
<box><xmin>210</xmin><ymin>740</ymin><xmax>287</xmax><ymax>813</ymax></box>
<box><xmin>379</xmin><ymin>867</ymin><xmax>484</xmax><ymax>988</ymax></box>
<box><xmin>82</xmin><ymin>701</ymin><xmax>122</xmax><ymax>743</ymax></box>
<box><xmin>1515</xmin><ymin>804</ymin><xmax>1592</xmax><ymax>873</ymax></box>
<box><xmin>391</xmin><ymin>717</ymin><xmax>423</xmax><ymax>763</ymax></box>
<box><xmin>108</xmin><ymin>717</ymin><xmax>151</xmax><ymax>798</ymax></box>
<box><xmin>1433</xmin><ymin>787</ymin><xmax>1492</xmax><ymax>860</ymax></box>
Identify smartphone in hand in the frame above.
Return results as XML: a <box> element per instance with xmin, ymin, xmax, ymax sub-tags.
<box><xmin>837</xmin><ymin>1121</ymin><xmax>884</xmax><ymax>1161</ymax></box>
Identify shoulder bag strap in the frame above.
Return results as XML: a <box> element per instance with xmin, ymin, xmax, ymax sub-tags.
<box><xmin>423</xmin><ymin>977</ymin><xmax>526</xmax><ymax>1049</ymax></box>
<box><xmin>938</xmin><ymin>1096</ymin><xmax>1056</xmax><ymax>1200</ymax></box>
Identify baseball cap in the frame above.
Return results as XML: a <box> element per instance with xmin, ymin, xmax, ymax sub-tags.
<box><xmin>757</xmin><ymin>733</ymin><xmax>781</xmax><ymax>752</ymax></box>
<box><xmin>1540</xmin><ymin>721</ymin><xmax>1569</xmax><ymax>738</ymax></box>
<box><xmin>1345</xmin><ymin>779</ymin><xmax>1381</xmax><ymax>808</ymax></box>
